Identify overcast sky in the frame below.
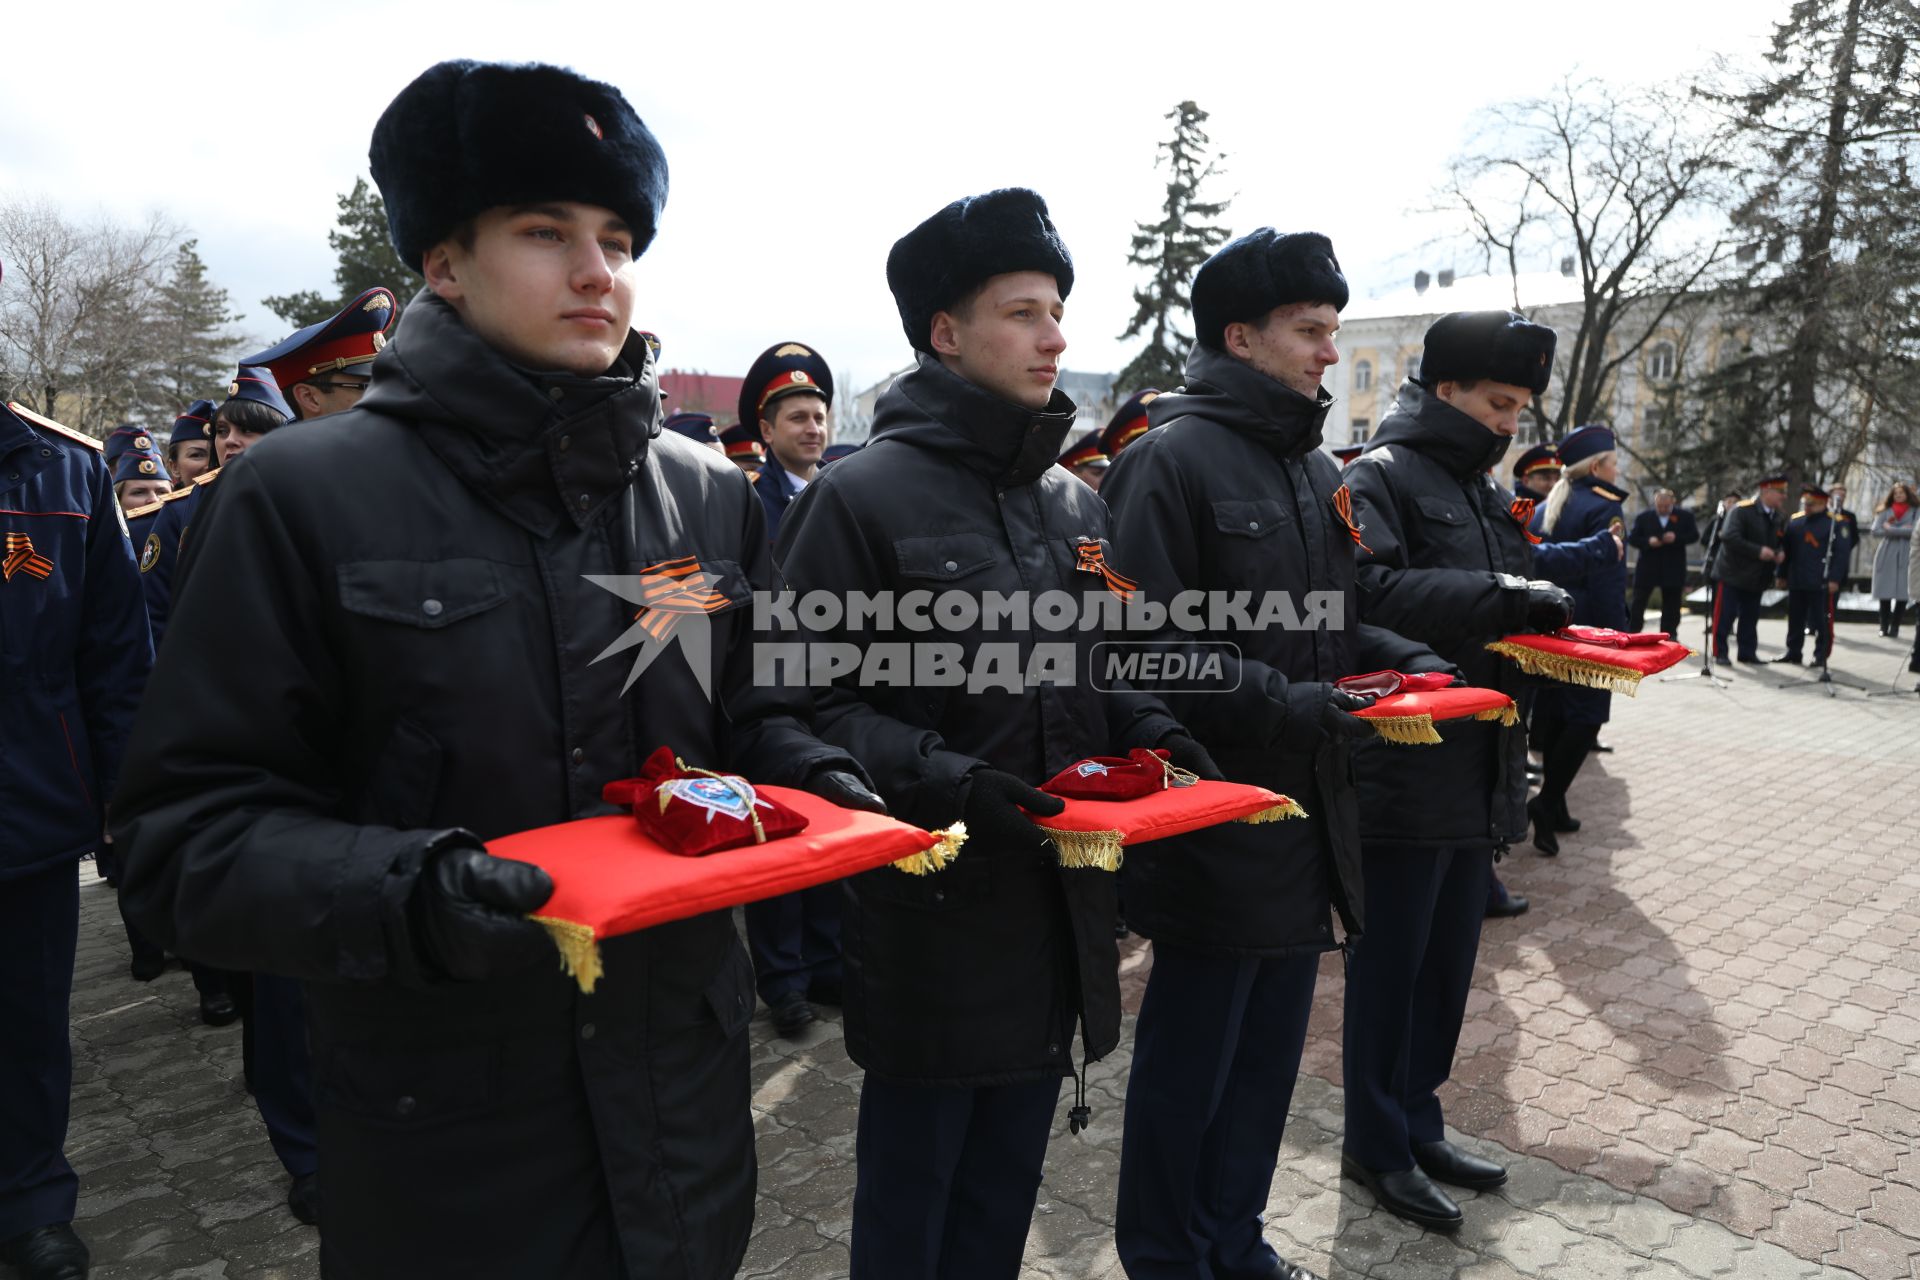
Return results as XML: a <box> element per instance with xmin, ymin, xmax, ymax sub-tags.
<box><xmin>2</xmin><ymin>0</ymin><xmax>1782</xmax><ymax>399</ymax></box>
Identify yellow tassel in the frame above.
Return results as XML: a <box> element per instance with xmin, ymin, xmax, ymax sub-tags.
<box><xmin>1473</xmin><ymin>704</ymin><xmax>1521</xmax><ymax>727</ymax></box>
<box><xmin>1046</xmin><ymin>827</ymin><xmax>1125</xmax><ymax>871</ymax></box>
<box><xmin>1484</xmin><ymin>641</ymin><xmax>1646</xmax><ymax>696</ymax></box>
<box><xmin>893</xmin><ymin>822</ymin><xmax>968</xmax><ymax>875</ymax></box>
<box><xmin>533</xmin><ymin>916</ymin><xmax>604</xmax><ymax>995</ymax></box>
<box><xmin>1363</xmin><ymin>713</ymin><xmax>1444</xmax><ymax>745</ymax></box>
<box><xmin>1240</xmin><ymin>799</ymin><xmax>1309</xmax><ymax>824</ymax></box>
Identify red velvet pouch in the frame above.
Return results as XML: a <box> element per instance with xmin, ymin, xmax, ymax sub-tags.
<box><xmin>602</xmin><ymin>747</ymin><xmax>809</xmax><ymax>856</ymax></box>
<box><xmin>1040</xmin><ymin>748</ymin><xmax>1194</xmax><ymax>800</ymax></box>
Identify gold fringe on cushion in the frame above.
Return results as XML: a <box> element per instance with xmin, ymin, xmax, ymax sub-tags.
<box><xmin>1473</xmin><ymin>704</ymin><xmax>1521</xmax><ymax>727</ymax></box>
<box><xmin>1239</xmin><ymin>799</ymin><xmax>1308</xmax><ymax>824</ymax></box>
<box><xmin>1364</xmin><ymin>713</ymin><xmax>1444</xmax><ymax>745</ymax></box>
<box><xmin>1484</xmin><ymin>641</ymin><xmax>1645</xmax><ymax>696</ymax></box>
<box><xmin>892</xmin><ymin>822</ymin><xmax>968</xmax><ymax>876</ymax></box>
<box><xmin>1046</xmin><ymin>827</ymin><xmax>1126</xmax><ymax>872</ymax></box>
<box><xmin>534</xmin><ymin>916</ymin><xmax>604</xmax><ymax>995</ymax></box>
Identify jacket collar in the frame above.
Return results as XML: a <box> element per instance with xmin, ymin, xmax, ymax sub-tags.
<box><xmin>358</xmin><ymin>292</ymin><xmax>662</xmax><ymax>537</ymax></box>
<box><xmin>1576</xmin><ymin>474</ymin><xmax>1630</xmax><ymax>504</ymax></box>
<box><xmin>1152</xmin><ymin>345</ymin><xmax>1332</xmax><ymax>457</ymax></box>
<box><xmin>1371</xmin><ymin>381</ymin><xmax>1515</xmax><ymax>479</ymax></box>
<box><xmin>872</xmin><ymin>354</ymin><xmax>1078</xmax><ymax>488</ymax></box>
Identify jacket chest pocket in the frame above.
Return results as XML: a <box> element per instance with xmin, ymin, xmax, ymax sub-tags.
<box><xmin>1413</xmin><ymin>495</ymin><xmax>1484</xmax><ymax>561</ymax></box>
<box><xmin>337</xmin><ymin>558</ymin><xmax>511</xmax><ymax>629</ymax></box>
<box><xmin>893</xmin><ymin>532</ymin><xmax>1001</xmax><ymax>587</ymax></box>
<box><xmin>1209</xmin><ymin>498</ymin><xmax>1297</xmax><ymax>587</ymax></box>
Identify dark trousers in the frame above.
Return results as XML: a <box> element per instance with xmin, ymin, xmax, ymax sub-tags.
<box><xmin>1628</xmin><ymin>580</ymin><xmax>1684</xmax><ymax>638</ymax></box>
<box><xmin>1343</xmin><ymin>845</ymin><xmax>1491</xmax><ymax>1172</ymax></box>
<box><xmin>1783</xmin><ymin>587</ymin><xmax>1835</xmax><ymax>663</ymax></box>
<box><xmin>1116</xmin><ymin>946</ymin><xmax>1319</xmax><ymax>1280</ymax></box>
<box><xmin>239</xmin><ymin>975</ymin><xmax>319</xmax><ymax>1179</ymax></box>
<box><xmin>1713</xmin><ymin>584</ymin><xmax>1763</xmax><ymax>660</ymax></box>
<box><xmin>850</xmin><ymin>1073</ymin><xmax>1061</xmax><ymax>1280</ymax></box>
<box><xmin>1878</xmin><ymin>599</ymin><xmax>1908</xmax><ymax>637</ymax></box>
<box><xmin>116</xmin><ymin>891</ymin><xmax>229</xmax><ymax>999</ymax></box>
<box><xmin>743</xmin><ymin>883</ymin><xmax>842</xmax><ymax>1005</ymax></box>
<box><xmin>0</xmin><ymin>863</ymin><xmax>79</xmax><ymax>1238</ymax></box>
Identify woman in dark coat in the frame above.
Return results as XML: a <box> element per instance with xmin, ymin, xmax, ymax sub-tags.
<box><xmin>1528</xmin><ymin>423</ymin><xmax>1628</xmax><ymax>854</ymax></box>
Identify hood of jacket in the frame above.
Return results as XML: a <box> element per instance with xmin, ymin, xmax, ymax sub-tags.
<box><xmin>1369</xmin><ymin>380</ymin><xmax>1515</xmax><ymax>479</ymax></box>
<box><xmin>358</xmin><ymin>290</ymin><xmax>663</xmax><ymax>537</ymax></box>
<box><xmin>1148</xmin><ymin>344</ymin><xmax>1333</xmax><ymax>456</ymax></box>
<box><xmin>869</xmin><ymin>354</ymin><xmax>1078</xmax><ymax>487</ymax></box>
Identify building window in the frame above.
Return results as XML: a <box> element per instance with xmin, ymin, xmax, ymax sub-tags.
<box><xmin>1404</xmin><ymin>351</ymin><xmax>1422</xmax><ymax>383</ymax></box>
<box><xmin>1350</xmin><ymin>419</ymin><xmax>1370</xmax><ymax>444</ymax></box>
<box><xmin>1353</xmin><ymin>360</ymin><xmax>1372</xmax><ymax>392</ymax></box>
<box><xmin>1643</xmin><ymin>406</ymin><xmax>1669</xmax><ymax>445</ymax></box>
<box><xmin>1646</xmin><ymin>341</ymin><xmax>1676</xmax><ymax>382</ymax></box>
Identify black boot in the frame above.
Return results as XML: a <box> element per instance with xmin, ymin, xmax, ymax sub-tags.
<box><xmin>1527</xmin><ymin>798</ymin><xmax>1559</xmax><ymax>856</ymax></box>
<box><xmin>0</xmin><ymin>1224</ymin><xmax>90</xmax><ymax>1279</ymax></box>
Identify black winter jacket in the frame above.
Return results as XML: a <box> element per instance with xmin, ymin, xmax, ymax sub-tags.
<box><xmin>774</xmin><ymin>354</ymin><xmax>1181</xmax><ymax>1087</ymax></box>
<box><xmin>112</xmin><ymin>295</ymin><xmax>853</xmax><ymax>1280</ymax></box>
<box><xmin>1099</xmin><ymin>346</ymin><xmax>1449</xmax><ymax>952</ymax></box>
<box><xmin>1711</xmin><ymin>498</ymin><xmax>1785</xmax><ymax>592</ymax></box>
<box><xmin>1344</xmin><ymin>383</ymin><xmax>1540</xmax><ymax>849</ymax></box>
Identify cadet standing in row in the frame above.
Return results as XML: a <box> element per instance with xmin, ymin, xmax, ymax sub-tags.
<box><xmin>776</xmin><ymin>188</ymin><xmax>1212</xmax><ymax>1280</ymax></box>
<box><xmin>0</xmin><ymin>400</ymin><xmax>151</xmax><ymax>1280</ymax></box>
<box><xmin>1771</xmin><ymin>482</ymin><xmax>1855</xmax><ymax>667</ymax></box>
<box><xmin>115</xmin><ymin>59</ymin><xmax>876</xmax><ymax>1280</ymax></box>
<box><xmin>1708</xmin><ymin>476</ymin><xmax>1789</xmax><ymax>663</ymax></box>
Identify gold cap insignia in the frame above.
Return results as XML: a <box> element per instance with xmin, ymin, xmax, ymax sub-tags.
<box><xmin>372</xmin><ymin>332</ymin><xmax>388</xmax><ymax>352</ymax></box>
<box><xmin>229</xmin><ymin>381</ymin><xmax>240</xmax><ymax>397</ymax></box>
<box><xmin>363</xmin><ymin>293</ymin><xmax>392</xmax><ymax>312</ymax></box>
<box><xmin>791</xmin><ymin>371</ymin><xmax>810</xmax><ymax>385</ymax></box>
<box><xmin>138</xmin><ymin>458</ymin><xmax>156</xmax><ymax>475</ymax></box>
<box><xmin>773</xmin><ymin>343</ymin><xmax>813</xmax><ymax>358</ymax></box>
<box><xmin>134</xmin><ymin>434</ymin><xmax>153</xmax><ymax>449</ymax></box>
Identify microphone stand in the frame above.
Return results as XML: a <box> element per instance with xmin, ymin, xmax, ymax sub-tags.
<box><xmin>1667</xmin><ymin>517</ymin><xmax>1730</xmax><ymax>687</ymax></box>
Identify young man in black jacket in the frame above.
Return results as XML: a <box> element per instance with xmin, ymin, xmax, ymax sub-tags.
<box><xmin>774</xmin><ymin>188</ymin><xmax>1214</xmax><ymax>1280</ymax></box>
<box><xmin>113</xmin><ymin>60</ymin><xmax>876</xmax><ymax>1280</ymax></box>
<box><xmin>1100</xmin><ymin>229</ymin><xmax>1448</xmax><ymax>1280</ymax></box>
<box><xmin>1340</xmin><ymin>311</ymin><xmax>1574</xmax><ymax>1233</ymax></box>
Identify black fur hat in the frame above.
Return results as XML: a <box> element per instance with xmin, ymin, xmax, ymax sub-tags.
<box><xmin>370</xmin><ymin>60</ymin><xmax>669</xmax><ymax>268</ymax></box>
<box><xmin>1191</xmin><ymin>229</ymin><xmax>1348</xmax><ymax>351</ymax></box>
<box><xmin>886</xmin><ymin>188</ymin><xmax>1074</xmax><ymax>354</ymax></box>
<box><xmin>1418</xmin><ymin>311</ymin><xmax>1557</xmax><ymax>395</ymax></box>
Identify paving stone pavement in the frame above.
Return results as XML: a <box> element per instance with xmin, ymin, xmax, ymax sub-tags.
<box><xmin>52</xmin><ymin>614</ymin><xmax>1920</xmax><ymax>1279</ymax></box>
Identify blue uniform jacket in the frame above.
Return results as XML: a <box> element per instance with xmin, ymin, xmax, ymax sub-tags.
<box><xmin>1515</xmin><ymin>481</ymin><xmax>1617</xmax><ymax>586</ymax></box>
<box><xmin>1780</xmin><ymin>509</ymin><xmax>1855</xmax><ymax>589</ymax></box>
<box><xmin>752</xmin><ymin>463</ymin><xmax>802</xmax><ymax>544</ymax></box>
<box><xmin>1534</xmin><ymin>475</ymin><xmax>1628</xmax><ymax>725</ymax></box>
<box><xmin>0</xmin><ymin>405</ymin><xmax>152</xmax><ymax>877</ymax></box>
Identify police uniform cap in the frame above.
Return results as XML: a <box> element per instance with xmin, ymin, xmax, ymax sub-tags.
<box><xmin>662</xmin><ymin>410</ymin><xmax>716</xmax><ymax>443</ymax></box>
<box><xmin>717</xmin><ymin>421</ymin><xmax>763</xmax><ymax>461</ymax></box>
<box><xmin>1512</xmin><ymin>442</ymin><xmax>1563</xmax><ymax>479</ymax></box>
<box><xmin>1098</xmin><ymin>389</ymin><xmax>1161</xmax><ymax>458</ymax></box>
<box><xmin>242</xmin><ymin>287</ymin><xmax>397</xmax><ymax>390</ymax></box>
<box><xmin>1558</xmin><ymin>424</ymin><xmax>1615</xmax><ymax>468</ymax></box>
<box><xmin>224</xmin><ymin>365</ymin><xmax>295</xmax><ymax>421</ymax></box>
<box><xmin>1331</xmin><ymin>444</ymin><xmax>1365</xmax><ymax>465</ymax></box>
<box><xmin>739</xmin><ymin>343</ymin><xmax>833</xmax><ymax>429</ymax></box>
<box><xmin>1756</xmin><ymin>474</ymin><xmax>1790</xmax><ymax>491</ymax></box>
<box><xmin>1057</xmin><ymin>430</ymin><xmax>1106</xmax><ymax>470</ymax></box>
<box><xmin>104</xmin><ymin>424</ymin><xmax>155</xmax><ymax>466</ymax></box>
<box><xmin>169</xmin><ymin>400</ymin><xmax>218</xmax><ymax>447</ymax></box>
<box><xmin>820</xmin><ymin>442</ymin><xmax>861</xmax><ymax>465</ymax></box>
<box><xmin>112</xmin><ymin>449</ymin><xmax>168</xmax><ymax>486</ymax></box>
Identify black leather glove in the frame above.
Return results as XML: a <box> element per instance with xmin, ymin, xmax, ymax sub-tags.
<box><xmin>410</xmin><ymin>844</ymin><xmax>557</xmax><ymax>982</ymax></box>
<box><xmin>1157</xmin><ymin>732</ymin><xmax>1225</xmax><ymax>781</ymax></box>
<box><xmin>1279</xmin><ymin>681</ymin><xmax>1377</xmax><ymax>752</ymax></box>
<box><xmin>1524</xmin><ymin>581</ymin><xmax>1575</xmax><ymax>633</ymax></box>
<box><xmin>961</xmin><ymin>769</ymin><xmax>1064</xmax><ymax>856</ymax></box>
<box><xmin>804</xmin><ymin>767</ymin><xmax>889</xmax><ymax>815</ymax></box>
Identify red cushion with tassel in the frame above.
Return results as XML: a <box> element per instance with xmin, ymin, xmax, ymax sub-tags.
<box><xmin>1338</xmin><ymin>671</ymin><xmax>1518</xmax><ymax>745</ymax></box>
<box><xmin>1027</xmin><ymin>779</ymin><xmax>1306</xmax><ymax>872</ymax></box>
<box><xmin>1486</xmin><ymin>625</ymin><xmax>1694</xmax><ymax>694</ymax></box>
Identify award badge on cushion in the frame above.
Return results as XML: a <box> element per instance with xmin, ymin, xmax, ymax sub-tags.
<box><xmin>1017</xmin><ymin>747</ymin><xmax>1305</xmax><ymax>872</ymax></box>
<box><xmin>492</xmin><ymin>748</ymin><xmax>963</xmax><ymax>992</ymax></box>
<box><xmin>1337</xmin><ymin>671</ymin><xmax>1518</xmax><ymax>745</ymax></box>
<box><xmin>1486</xmin><ymin>625</ymin><xmax>1694</xmax><ymax>694</ymax></box>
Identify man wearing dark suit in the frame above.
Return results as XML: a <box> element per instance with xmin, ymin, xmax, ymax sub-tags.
<box><xmin>1627</xmin><ymin>488</ymin><xmax>1698</xmax><ymax>636</ymax></box>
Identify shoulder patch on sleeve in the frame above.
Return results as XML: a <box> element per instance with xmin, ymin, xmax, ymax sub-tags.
<box><xmin>140</xmin><ymin>531</ymin><xmax>161</xmax><ymax>573</ymax></box>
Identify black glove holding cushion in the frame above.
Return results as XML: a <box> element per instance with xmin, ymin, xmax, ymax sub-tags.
<box><xmin>1278</xmin><ymin>681</ymin><xmax>1378</xmax><ymax>752</ymax></box>
<box><xmin>410</xmin><ymin>843</ymin><xmax>557</xmax><ymax>982</ymax></box>
<box><xmin>803</xmin><ymin>767</ymin><xmax>890</xmax><ymax>815</ymax></box>
<box><xmin>962</xmin><ymin>768</ymin><xmax>1065</xmax><ymax>856</ymax></box>
<box><xmin>1523</xmin><ymin>581</ymin><xmax>1575</xmax><ymax>633</ymax></box>
<box><xmin>1157</xmin><ymin>732</ymin><xmax>1225</xmax><ymax>782</ymax></box>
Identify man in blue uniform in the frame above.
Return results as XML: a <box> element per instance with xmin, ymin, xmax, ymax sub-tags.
<box><xmin>244</xmin><ymin>287</ymin><xmax>396</xmax><ymax>421</ymax></box>
<box><xmin>743</xmin><ymin>342</ymin><xmax>832</xmax><ymax>547</ymax></box>
<box><xmin>1771</xmin><ymin>483</ymin><xmax>1855</xmax><ymax>666</ymax></box>
<box><xmin>0</xmin><ymin>401</ymin><xmax>151</xmax><ymax>1280</ymax></box>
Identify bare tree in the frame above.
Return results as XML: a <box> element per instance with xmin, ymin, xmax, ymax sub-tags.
<box><xmin>1434</xmin><ymin>76</ymin><xmax>1737</xmax><ymax>436</ymax></box>
<box><xmin>0</xmin><ymin>198</ymin><xmax>182</xmax><ymax>435</ymax></box>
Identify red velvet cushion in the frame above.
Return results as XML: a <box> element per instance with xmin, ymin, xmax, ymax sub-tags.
<box><xmin>1487</xmin><ymin>627</ymin><xmax>1694</xmax><ymax>693</ymax></box>
<box><xmin>1029</xmin><ymin>779</ymin><xmax>1305</xmax><ymax>871</ymax></box>
<box><xmin>490</xmin><ymin>789</ymin><xmax>950</xmax><ymax>992</ymax></box>
<box><xmin>602</xmin><ymin>746</ymin><xmax>809</xmax><ymax>856</ymax></box>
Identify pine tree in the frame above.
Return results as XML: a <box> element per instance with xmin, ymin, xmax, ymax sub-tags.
<box><xmin>1116</xmin><ymin>102</ymin><xmax>1230</xmax><ymax>395</ymax></box>
<box><xmin>1702</xmin><ymin>0</ymin><xmax>1920</xmax><ymax>487</ymax></box>
<box><xmin>265</xmin><ymin>178</ymin><xmax>420</xmax><ymax>329</ymax></box>
<box><xmin>139</xmin><ymin>239</ymin><xmax>243</xmax><ymax>423</ymax></box>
